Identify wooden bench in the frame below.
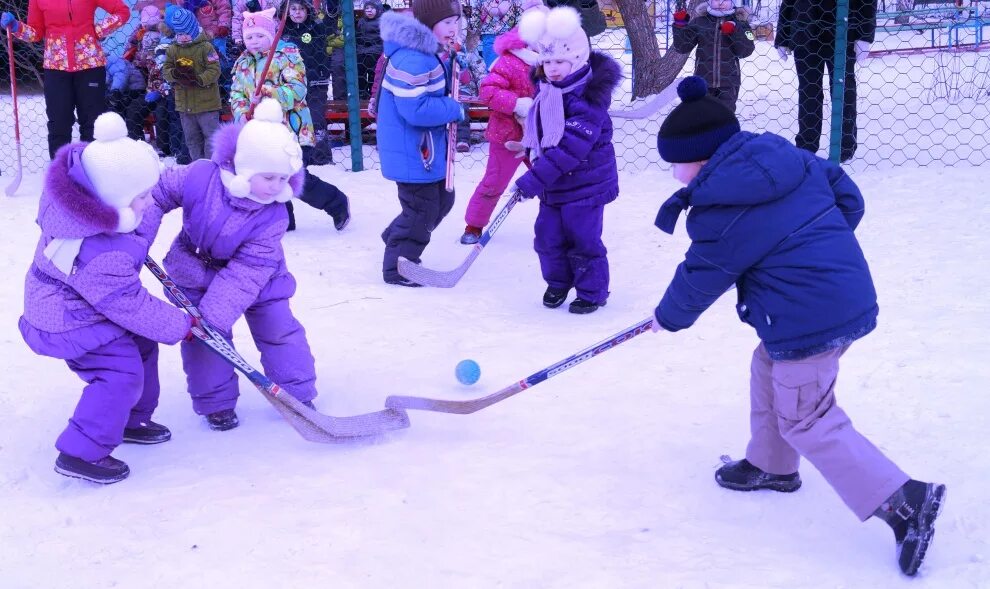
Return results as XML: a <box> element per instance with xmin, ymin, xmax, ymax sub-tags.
<box><xmin>323</xmin><ymin>99</ymin><xmax>493</xmax><ymax>142</ymax></box>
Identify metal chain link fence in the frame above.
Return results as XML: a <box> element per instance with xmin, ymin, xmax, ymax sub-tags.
<box><xmin>2</xmin><ymin>0</ymin><xmax>988</xmax><ymax>178</ymax></box>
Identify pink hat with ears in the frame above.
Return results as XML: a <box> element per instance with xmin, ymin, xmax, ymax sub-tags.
<box><xmin>242</xmin><ymin>8</ymin><xmax>278</xmax><ymax>43</ymax></box>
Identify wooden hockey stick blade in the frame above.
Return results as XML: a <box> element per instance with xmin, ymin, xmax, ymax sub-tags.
<box><xmin>385</xmin><ymin>317</ymin><xmax>655</xmax><ymax>415</ymax></box>
<box><xmin>259</xmin><ymin>386</ymin><xmax>410</xmax><ymax>442</ymax></box>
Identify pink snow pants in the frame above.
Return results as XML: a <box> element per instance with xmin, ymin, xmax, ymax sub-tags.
<box><xmin>745</xmin><ymin>343</ymin><xmax>909</xmax><ymax>520</ymax></box>
<box><xmin>464</xmin><ymin>141</ymin><xmax>526</xmax><ymax>229</ymax></box>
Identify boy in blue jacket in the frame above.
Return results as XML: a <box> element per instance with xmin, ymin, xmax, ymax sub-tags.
<box><xmin>376</xmin><ymin>0</ymin><xmax>466</xmax><ymax>286</ymax></box>
<box><xmin>651</xmin><ymin>76</ymin><xmax>945</xmax><ymax>577</ymax></box>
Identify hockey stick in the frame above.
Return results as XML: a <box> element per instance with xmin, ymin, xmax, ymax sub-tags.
<box><xmin>445</xmin><ymin>57</ymin><xmax>461</xmax><ymax>192</ymax></box>
<box><xmin>386</xmin><ymin>316</ymin><xmax>655</xmax><ymax>414</ymax></box>
<box><xmin>144</xmin><ymin>256</ymin><xmax>410</xmax><ymax>441</ymax></box>
<box><xmin>4</xmin><ymin>31</ymin><xmax>22</xmax><ymax>196</ymax></box>
<box><xmin>245</xmin><ymin>2</ymin><xmax>291</xmax><ymax>120</ymax></box>
<box><xmin>397</xmin><ymin>189</ymin><xmax>523</xmax><ymax>287</ymax></box>
<box><xmin>607</xmin><ymin>77</ymin><xmax>683</xmax><ymax>120</ymax></box>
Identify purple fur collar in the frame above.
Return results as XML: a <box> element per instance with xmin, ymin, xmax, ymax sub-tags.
<box><xmin>582</xmin><ymin>52</ymin><xmax>623</xmax><ymax>109</ymax></box>
<box><xmin>39</xmin><ymin>143</ymin><xmax>119</xmax><ymax>238</ymax></box>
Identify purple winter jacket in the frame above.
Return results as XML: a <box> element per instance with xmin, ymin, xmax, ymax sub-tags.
<box><xmin>514</xmin><ymin>52</ymin><xmax>622</xmax><ymax>207</ymax></box>
<box><xmin>153</xmin><ymin>122</ymin><xmax>306</xmax><ymax>333</ymax></box>
<box><xmin>19</xmin><ymin>144</ymin><xmax>191</xmax><ymax>360</ymax></box>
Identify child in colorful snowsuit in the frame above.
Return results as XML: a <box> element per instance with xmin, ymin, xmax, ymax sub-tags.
<box><xmin>460</xmin><ymin>23</ymin><xmax>537</xmax><ymax>244</ymax></box>
<box><xmin>469</xmin><ymin>0</ymin><xmax>521</xmax><ymax>67</ymax></box>
<box><xmin>376</xmin><ymin>0</ymin><xmax>467</xmax><ymax>286</ymax></box>
<box><xmin>513</xmin><ymin>6</ymin><xmax>620</xmax><ymax>314</ymax></box>
<box><xmin>671</xmin><ymin>0</ymin><xmax>755</xmax><ymax>112</ymax></box>
<box><xmin>123</xmin><ymin>5</ymin><xmax>164</xmax><ymax>62</ymax></box>
<box><xmin>163</xmin><ymin>4</ymin><xmax>222</xmax><ymax>160</ymax></box>
<box><xmin>652</xmin><ymin>76</ymin><xmax>946</xmax><ymax>577</ymax></box>
<box><xmin>283</xmin><ymin>0</ymin><xmax>335</xmax><ymax>165</ymax></box>
<box><xmin>154</xmin><ymin>99</ymin><xmax>319</xmax><ymax>431</ymax></box>
<box><xmin>232</xmin><ymin>7</ymin><xmax>351</xmax><ymax>231</ymax></box>
<box><xmin>19</xmin><ymin>113</ymin><xmax>194</xmax><ymax>484</ymax></box>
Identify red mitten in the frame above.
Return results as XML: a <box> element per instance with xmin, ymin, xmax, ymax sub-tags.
<box><xmin>184</xmin><ymin>316</ymin><xmax>202</xmax><ymax>342</ymax></box>
<box><xmin>217</xmin><ymin>26</ymin><xmax>230</xmax><ymax>38</ymax></box>
<box><xmin>720</xmin><ymin>21</ymin><xmax>736</xmax><ymax>35</ymax></box>
<box><xmin>673</xmin><ymin>10</ymin><xmax>689</xmax><ymax>28</ymax></box>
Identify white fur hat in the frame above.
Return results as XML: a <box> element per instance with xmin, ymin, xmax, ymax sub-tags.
<box><xmin>518</xmin><ymin>6</ymin><xmax>590</xmax><ymax>72</ymax></box>
<box><xmin>227</xmin><ymin>98</ymin><xmax>304</xmax><ymax>203</ymax></box>
<box><xmin>81</xmin><ymin>112</ymin><xmax>161</xmax><ymax>232</ymax></box>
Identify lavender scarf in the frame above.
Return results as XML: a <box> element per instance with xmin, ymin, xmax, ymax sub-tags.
<box><xmin>521</xmin><ymin>68</ymin><xmax>593</xmax><ymax>159</ymax></box>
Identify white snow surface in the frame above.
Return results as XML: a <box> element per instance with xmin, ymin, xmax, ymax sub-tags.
<box><xmin>0</xmin><ymin>162</ymin><xmax>988</xmax><ymax>588</ymax></box>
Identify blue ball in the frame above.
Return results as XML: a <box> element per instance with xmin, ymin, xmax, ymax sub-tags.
<box><xmin>455</xmin><ymin>359</ymin><xmax>481</xmax><ymax>385</ymax></box>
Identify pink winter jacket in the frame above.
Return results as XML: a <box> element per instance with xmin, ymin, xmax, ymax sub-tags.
<box><xmin>478</xmin><ymin>28</ymin><xmax>536</xmax><ymax>144</ymax></box>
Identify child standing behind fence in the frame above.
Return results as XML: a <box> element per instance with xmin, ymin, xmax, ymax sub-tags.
<box><xmin>283</xmin><ymin>0</ymin><xmax>335</xmax><ymax>165</ymax></box>
<box><xmin>231</xmin><ymin>7</ymin><xmax>351</xmax><ymax>231</ymax></box>
<box><xmin>163</xmin><ymin>5</ymin><xmax>223</xmax><ymax>160</ymax></box>
<box><xmin>459</xmin><ymin>18</ymin><xmax>537</xmax><ymax>244</ymax></box>
<box><xmin>672</xmin><ymin>0</ymin><xmax>755</xmax><ymax>112</ymax></box>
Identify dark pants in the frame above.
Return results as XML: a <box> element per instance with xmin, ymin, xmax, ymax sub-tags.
<box><xmin>534</xmin><ymin>201</ymin><xmax>609</xmax><ymax>305</ymax></box>
<box><xmin>357</xmin><ymin>54</ymin><xmax>378</xmax><ymax>99</ymax></box>
<box><xmin>710</xmin><ymin>85</ymin><xmax>740</xmax><ymax>113</ymax></box>
<box><xmin>308</xmin><ymin>81</ymin><xmax>330</xmax><ymax>134</ymax></box>
<box><xmin>154</xmin><ymin>93</ymin><xmax>190</xmax><ymax>162</ymax></box>
<box><xmin>330</xmin><ymin>51</ymin><xmax>347</xmax><ymax>101</ymax></box>
<box><xmin>381</xmin><ymin>180</ymin><xmax>455</xmax><ymax>281</ymax></box>
<box><xmin>794</xmin><ymin>42</ymin><xmax>858</xmax><ymax>161</ymax></box>
<box><xmin>43</xmin><ymin>67</ymin><xmax>106</xmax><ymax>159</ymax></box>
<box><xmin>298</xmin><ymin>147</ymin><xmax>350</xmax><ymax>217</ymax></box>
<box><xmin>108</xmin><ymin>89</ymin><xmax>151</xmax><ymax>140</ymax></box>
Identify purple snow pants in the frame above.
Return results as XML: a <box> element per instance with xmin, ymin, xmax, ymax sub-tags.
<box><xmin>180</xmin><ymin>292</ymin><xmax>317</xmax><ymax>415</ymax></box>
<box><xmin>464</xmin><ymin>142</ymin><xmax>525</xmax><ymax>229</ymax></box>
<box><xmin>57</xmin><ymin>333</ymin><xmax>161</xmax><ymax>461</ymax></box>
<box><xmin>534</xmin><ymin>201</ymin><xmax>609</xmax><ymax>305</ymax></box>
<box><xmin>745</xmin><ymin>343</ymin><xmax>909</xmax><ymax>520</ymax></box>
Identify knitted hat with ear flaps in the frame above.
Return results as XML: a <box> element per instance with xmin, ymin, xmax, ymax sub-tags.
<box><xmin>80</xmin><ymin>112</ymin><xmax>162</xmax><ymax>233</ymax></box>
<box><xmin>656</xmin><ymin>76</ymin><xmax>741</xmax><ymax>163</ymax></box>
<box><xmin>412</xmin><ymin>0</ymin><xmax>462</xmax><ymax>29</ymax></box>
<box><xmin>226</xmin><ymin>98</ymin><xmax>305</xmax><ymax>203</ymax></box>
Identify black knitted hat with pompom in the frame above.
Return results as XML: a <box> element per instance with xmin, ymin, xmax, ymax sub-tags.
<box><xmin>656</xmin><ymin>76</ymin><xmax>740</xmax><ymax>163</ymax></box>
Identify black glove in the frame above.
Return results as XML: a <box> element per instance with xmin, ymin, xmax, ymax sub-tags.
<box><xmin>173</xmin><ymin>64</ymin><xmax>199</xmax><ymax>86</ymax></box>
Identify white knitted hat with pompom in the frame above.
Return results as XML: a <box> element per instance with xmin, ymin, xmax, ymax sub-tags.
<box><xmin>518</xmin><ymin>6</ymin><xmax>590</xmax><ymax>72</ymax></box>
<box><xmin>81</xmin><ymin>111</ymin><xmax>162</xmax><ymax>232</ymax></box>
<box><xmin>227</xmin><ymin>98</ymin><xmax>304</xmax><ymax>203</ymax></box>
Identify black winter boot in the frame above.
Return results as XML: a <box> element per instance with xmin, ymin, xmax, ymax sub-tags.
<box><xmin>715</xmin><ymin>458</ymin><xmax>802</xmax><ymax>493</ymax></box>
<box><xmin>568</xmin><ymin>298</ymin><xmax>605</xmax><ymax>314</ymax></box>
<box><xmin>206</xmin><ymin>409</ymin><xmax>240</xmax><ymax>431</ymax></box>
<box><xmin>873</xmin><ymin>479</ymin><xmax>947</xmax><ymax>576</ymax></box>
<box><xmin>123</xmin><ymin>420</ymin><xmax>172</xmax><ymax>444</ymax></box>
<box><xmin>54</xmin><ymin>452</ymin><xmax>130</xmax><ymax>484</ymax></box>
<box><xmin>543</xmin><ymin>287</ymin><xmax>569</xmax><ymax>309</ymax></box>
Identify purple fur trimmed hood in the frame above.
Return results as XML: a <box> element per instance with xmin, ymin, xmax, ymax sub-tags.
<box><xmin>580</xmin><ymin>52</ymin><xmax>623</xmax><ymax>109</ymax></box>
<box><xmin>38</xmin><ymin>143</ymin><xmax>120</xmax><ymax>239</ymax></box>
<box><xmin>210</xmin><ymin>122</ymin><xmax>306</xmax><ymax>197</ymax></box>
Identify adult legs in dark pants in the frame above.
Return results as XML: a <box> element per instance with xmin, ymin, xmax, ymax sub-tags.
<box><xmin>43</xmin><ymin>67</ymin><xmax>107</xmax><ymax>159</ymax></box>
<box><xmin>381</xmin><ymin>180</ymin><xmax>455</xmax><ymax>285</ymax></box>
<box><xmin>307</xmin><ymin>81</ymin><xmax>333</xmax><ymax>165</ymax></box>
<box><xmin>794</xmin><ymin>42</ymin><xmax>859</xmax><ymax>162</ymax></box>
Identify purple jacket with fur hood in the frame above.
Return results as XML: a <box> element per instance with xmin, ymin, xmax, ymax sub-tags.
<box><xmin>154</xmin><ymin>122</ymin><xmax>305</xmax><ymax>332</ymax></box>
<box><xmin>515</xmin><ymin>52</ymin><xmax>622</xmax><ymax>207</ymax></box>
<box><xmin>19</xmin><ymin>144</ymin><xmax>191</xmax><ymax>360</ymax></box>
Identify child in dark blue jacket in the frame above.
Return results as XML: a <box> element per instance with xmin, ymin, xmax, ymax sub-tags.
<box><xmin>651</xmin><ymin>76</ymin><xmax>945</xmax><ymax>577</ymax></box>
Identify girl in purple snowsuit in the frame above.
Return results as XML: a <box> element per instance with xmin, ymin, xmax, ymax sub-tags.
<box><xmin>153</xmin><ymin>98</ymin><xmax>318</xmax><ymax>432</ymax></box>
<box><xmin>513</xmin><ymin>6</ymin><xmax>621</xmax><ymax>314</ymax></box>
<box><xmin>19</xmin><ymin>113</ymin><xmax>194</xmax><ymax>485</ymax></box>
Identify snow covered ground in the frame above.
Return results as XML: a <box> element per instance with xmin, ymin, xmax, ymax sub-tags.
<box><xmin>0</xmin><ymin>159</ymin><xmax>987</xmax><ymax>587</ymax></box>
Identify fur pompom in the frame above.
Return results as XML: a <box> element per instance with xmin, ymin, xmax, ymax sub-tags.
<box><xmin>253</xmin><ymin>98</ymin><xmax>284</xmax><ymax>124</ymax></box>
<box><xmin>92</xmin><ymin>112</ymin><xmax>128</xmax><ymax>142</ymax></box>
<box><xmin>544</xmin><ymin>6</ymin><xmax>581</xmax><ymax>39</ymax></box>
<box><xmin>228</xmin><ymin>173</ymin><xmax>252</xmax><ymax>198</ymax></box>
<box><xmin>518</xmin><ymin>8</ymin><xmax>548</xmax><ymax>44</ymax></box>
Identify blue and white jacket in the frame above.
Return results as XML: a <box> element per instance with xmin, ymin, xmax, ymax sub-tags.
<box><xmin>375</xmin><ymin>12</ymin><xmax>463</xmax><ymax>184</ymax></box>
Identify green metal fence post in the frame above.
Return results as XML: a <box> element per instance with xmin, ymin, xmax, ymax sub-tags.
<box><xmin>828</xmin><ymin>0</ymin><xmax>851</xmax><ymax>163</ymax></box>
<box><xmin>341</xmin><ymin>0</ymin><xmax>363</xmax><ymax>171</ymax></box>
